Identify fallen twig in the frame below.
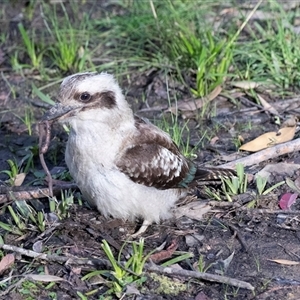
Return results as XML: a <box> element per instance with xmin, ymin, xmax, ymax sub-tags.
<box><xmin>209</xmin><ymin>201</ymin><xmax>300</xmax><ymax>215</ymax></box>
<box><xmin>0</xmin><ymin>243</ymin><xmax>255</xmax><ymax>291</ymax></box>
<box><xmin>219</xmin><ymin>138</ymin><xmax>300</xmax><ymax>169</ymax></box>
<box><xmin>147</xmin><ymin>262</ymin><xmax>254</xmax><ymax>291</ymax></box>
<box><xmin>0</xmin><ymin>243</ymin><xmax>110</xmax><ymax>268</ymax></box>
<box><xmin>214</xmin><ymin>218</ymin><xmax>250</xmax><ymax>253</ymax></box>
<box><xmin>0</xmin><ymin>183</ymin><xmax>78</xmax><ymax>204</ymax></box>
<box><xmin>238</xmin><ymin>207</ymin><xmax>300</xmax><ymax>214</ymax></box>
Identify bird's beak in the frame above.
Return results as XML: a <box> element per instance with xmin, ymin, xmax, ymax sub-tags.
<box><xmin>42</xmin><ymin>103</ymin><xmax>79</xmax><ymax>122</ymax></box>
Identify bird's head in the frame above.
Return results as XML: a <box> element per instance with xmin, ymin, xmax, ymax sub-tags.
<box><xmin>43</xmin><ymin>72</ymin><xmax>133</xmax><ymax>125</ymax></box>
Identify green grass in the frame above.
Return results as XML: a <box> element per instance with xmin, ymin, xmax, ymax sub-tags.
<box><xmin>8</xmin><ymin>0</ymin><xmax>299</xmax><ymax>89</ymax></box>
<box><xmin>82</xmin><ymin>238</ymin><xmax>149</xmax><ymax>298</ymax></box>
<box><xmin>234</xmin><ymin>1</ymin><xmax>300</xmax><ymax>92</ymax></box>
<box><xmin>17</xmin><ymin>23</ymin><xmax>46</xmax><ymax>70</ymax></box>
<box><xmin>11</xmin><ymin>0</ymin><xmax>300</xmax><ymax>96</ymax></box>
<box><xmin>101</xmin><ymin>0</ymin><xmax>235</xmax><ymax>96</ymax></box>
<box><xmin>45</xmin><ymin>3</ymin><xmax>95</xmax><ymax>73</ymax></box>
<box><xmin>156</xmin><ymin>115</ymin><xmax>202</xmax><ymax>159</ymax></box>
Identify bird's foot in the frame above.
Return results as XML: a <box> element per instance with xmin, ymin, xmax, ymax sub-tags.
<box><xmin>130</xmin><ymin>219</ymin><xmax>151</xmax><ymax>238</ymax></box>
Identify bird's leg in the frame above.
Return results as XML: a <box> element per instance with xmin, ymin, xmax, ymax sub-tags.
<box><xmin>131</xmin><ymin>219</ymin><xmax>151</xmax><ymax>238</ymax></box>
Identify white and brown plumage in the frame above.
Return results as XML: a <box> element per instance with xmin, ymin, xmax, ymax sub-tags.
<box><xmin>43</xmin><ymin>72</ymin><xmax>234</xmax><ymax>235</ymax></box>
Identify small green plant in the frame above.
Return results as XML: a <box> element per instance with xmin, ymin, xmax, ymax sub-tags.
<box><xmin>49</xmin><ymin>190</ymin><xmax>75</xmax><ymax>219</ymax></box>
<box><xmin>206</xmin><ymin>162</ymin><xmax>285</xmax><ymax>203</ymax></box>
<box><xmin>170</xmin><ymin>28</ymin><xmax>233</xmax><ymax>97</ymax></box>
<box><xmin>0</xmin><ymin>159</ymin><xmax>19</xmax><ymax>186</ymax></box>
<box><xmin>82</xmin><ymin>238</ymin><xmax>149</xmax><ymax>297</ymax></box>
<box><xmin>0</xmin><ymin>151</ymin><xmax>36</xmax><ymax>186</ymax></box>
<box><xmin>18</xmin><ymin>23</ymin><xmax>46</xmax><ymax>69</ymax></box>
<box><xmin>10</xmin><ymin>51</ymin><xmax>24</xmax><ymax>72</ymax></box>
<box><xmin>0</xmin><ymin>204</ymin><xmax>26</xmax><ymax>235</ymax></box>
<box><xmin>204</xmin><ymin>187</ymin><xmax>222</xmax><ymax>201</ymax></box>
<box><xmin>253</xmin><ymin>255</ymin><xmax>261</xmax><ymax>272</ymax></box>
<box><xmin>0</xmin><ymin>199</ymin><xmax>47</xmax><ymax>234</ymax></box>
<box><xmin>0</xmin><ymin>220</ymin><xmax>23</xmax><ymax>236</ymax></box>
<box><xmin>157</xmin><ymin>116</ymin><xmax>199</xmax><ymax>159</ymax></box>
<box><xmin>24</xmin><ymin>107</ymin><xmax>35</xmax><ymax>136</ymax></box>
<box><xmin>32</xmin><ymin>83</ymin><xmax>56</xmax><ymax>106</ymax></box>
<box><xmin>220</xmin><ymin>163</ymin><xmax>248</xmax><ymax>201</ymax></box>
<box><xmin>57</xmin><ymin>190</ymin><xmax>75</xmax><ymax>218</ymax></box>
<box><xmin>235</xmin><ymin>2</ymin><xmax>300</xmax><ymax>91</ymax></box>
<box><xmin>30</xmin><ymin>211</ymin><xmax>46</xmax><ymax>232</ymax></box>
<box><xmin>197</xmin><ymin>254</ymin><xmax>212</xmax><ymax>273</ymax></box>
<box><xmin>255</xmin><ymin>176</ymin><xmax>285</xmax><ymax>196</ymax></box>
<box><xmin>77</xmin><ymin>292</ymin><xmax>88</xmax><ymax>300</ymax></box>
<box><xmin>204</xmin><ymin>163</ymin><xmax>247</xmax><ymax>202</ymax></box>
<box><xmin>45</xmin><ymin>4</ymin><xmax>93</xmax><ymax>72</ymax></box>
<box><xmin>256</xmin><ymin>176</ymin><xmax>268</xmax><ymax>196</ymax></box>
<box><xmin>161</xmin><ymin>251</ymin><xmax>193</xmax><ymax>267</ymax></box>
<box><xmin>13</xmin><ymin>107</ymin><xmax>35</xmax><ymax>136</ymax></box>
<box><xmin>156</xmin><ymin>80</ymin><xmax>204</xmax><ymax>158</ymax></box>
<box><xmin>18</xmin><ymin>280</ymin><xmax>39</xmax><ymax>298</ymax></box>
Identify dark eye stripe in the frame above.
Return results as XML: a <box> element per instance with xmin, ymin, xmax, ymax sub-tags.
<box><xmin>76</xmin><ymin>91</ymin><xmax>117</xmax><ymax>111</ymax></box>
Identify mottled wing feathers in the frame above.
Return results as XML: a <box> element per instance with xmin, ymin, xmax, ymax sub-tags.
<box><xmin>117</xmin><ymin>143</ymin><xmax>194</xmax><ymax>189</ymax></box>
<box><xmin>116</xmin><ymin>116</ymin><xmax>235</xmax><ymax>189</ymax></box>
<box><xmin>116</xmin><ymin>116</ymin><xmax>196</xmax><ymax>189</ymax></box>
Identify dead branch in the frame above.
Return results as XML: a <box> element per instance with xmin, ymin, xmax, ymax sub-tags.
<box><xmin>0</xmin><ymin>243</ymin><xmax>254</xmax><ymax>291</ymax></box>
<box><xmin>220</xmin><ymin>138</ymin><xmax>300</xmax><ymax>169</ymax></box>
<box><xmin>237</xmin><ymin>207</ymin><xmax>300</xmax><ymax>214</ymax></box>
<box><xmin>0</xmin><ymin>183</ymin><xmax>78</xmax><ymax>204</ymax></box>
<box><xmin>0</xmin><ymin>243</ymin><xmax>110</xmax><ymax>268</ymax></box>
<box><xmin>209</xmin><ymin>201</ymin><xmax>300</xmax><ymax>215</ymax></box>
<box><xmin>147</xmin><ymin>262</ymin><xmax>254</xmax><ymax>291</ymax></box>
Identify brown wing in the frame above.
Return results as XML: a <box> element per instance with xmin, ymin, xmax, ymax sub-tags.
<box><xmin>115</xmin><ymin>116</ymin><xmax>194</xmax><ymax>189</ymax></box>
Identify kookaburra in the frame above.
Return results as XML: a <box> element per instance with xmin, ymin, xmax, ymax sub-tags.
<box><xmin>43</xmin><ymin>72</ymin><xmax>234</xmax><ymax>236</ymax></box>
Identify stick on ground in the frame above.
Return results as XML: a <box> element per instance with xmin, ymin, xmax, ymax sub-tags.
<box><xmin>0</xmin><ymin>243</ymin><xmax>255</xmax><ymax>291</ymax></box>
<box><xmin>220</xmin><ymin>138</ymin><xmax>300</xmax><ymax>169</ymax></box>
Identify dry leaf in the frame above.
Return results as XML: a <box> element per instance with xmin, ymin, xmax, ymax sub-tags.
<box><xmin>150</xmin><ymin>239</ymin><xmax>178</xmax><ymax>263</ymax></box>
<box><xmin>295</xmin><ymin>176</ymin><xmax>300</xmax><ymax>191</ymax></box>
<box><xmin>231</xmin><ymin>81</ymin><xmax>261</xmax><ymax>89</ymax></box>
<box><xmin>257</xmin><ymin>94</ymin><xmax>279</xmax><ymax>116</ymax></box>
<box><xmin>167</xmin><ymin>86</ymin><xmax>222</xmax><ymax>114</ymax></box>
<box><xmin>240</xmin><ymin>126</ymin><xmax>296</xmax><ymax>152</ymax></box>
<box><xmin>279</xmin><ymin>193</ymin><xmax>298</xmax><ymax>210</ymax></box>
<box><xmin>125</xmin><ymin>284</ymin><xmax>141</xmax><ymax>296</ymax></box>
<box><xmin>174</xmin><ymin>202</ymin><xmax>211</xmax><ymax>220</ymax></box>
<box><xmin>281</xmin><ymin>115</ymin><xmax>298</xmax><ymax>128</ymax></box>
<box><xmin>26</xmin><ymin>274</ymin><xmax>66</xmax><ymax>282</ymax></box>
<box><xmin>0</xmin><ymin>254</ymin><xmax>15</xmax><ymax>275</ymax></box>
<box><xmin>206</xmin><ymin>85</ymin><xmax>222</xmax><ymax>101</ymax></box>
<box><xmin>14</xmin><ymin>173</ymin><xmax>26</xmax><ymax>186</ymax></box>
<box><xmin>210</xmin><ymin>136</ymin><xmax>219</xmax><ymax>146</ymax></box>
<box><xmin>268</xmin><ymin>259</ymin><xmax>300</xmax><ymax>265</ymax></box>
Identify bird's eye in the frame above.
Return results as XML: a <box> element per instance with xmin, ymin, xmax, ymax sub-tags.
<box><xmin>80</xmin><ymin>92</ymin><xmax>91</xmax><ymax>102</ymax></box>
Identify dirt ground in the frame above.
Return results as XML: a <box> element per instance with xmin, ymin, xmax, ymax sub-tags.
<box><xmin>1</xmin><ymin>1</ymin><xmax>300</xmax><ymax>300</ymax></box>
